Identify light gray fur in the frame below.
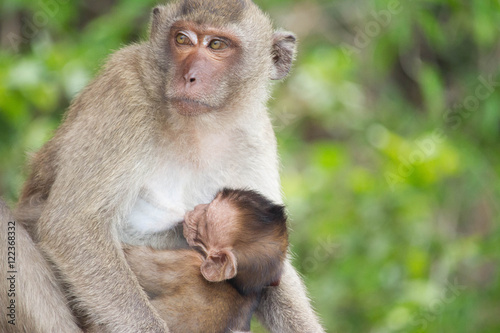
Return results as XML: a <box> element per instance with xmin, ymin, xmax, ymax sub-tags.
<box><xmin>0</xmin><ymin>199</ymin><xmax>82</xmax><ymax>333</ymax></box>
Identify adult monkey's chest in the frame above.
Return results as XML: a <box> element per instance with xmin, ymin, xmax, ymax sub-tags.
<box><xmin>121</xmin><ymin>127</ymin><xmax>278</xmax><ymax>244</ymax></box>
<box><xmin>125</xmin><ymin>157</ymin><xmax>234</xmax><ymax>235</ymax></box>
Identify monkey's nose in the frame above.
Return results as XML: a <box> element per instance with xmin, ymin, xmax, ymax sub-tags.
<box><xmin>183</xmin><ymin>72</ymin><xmax>197</xmax><ymax>85</ymax></box>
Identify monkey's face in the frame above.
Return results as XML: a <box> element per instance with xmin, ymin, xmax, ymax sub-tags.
<box><xmin>148</xmin><ymin>1</ymin><xmax>296</xmax><ymax>118</ymax></box>
<box><xmin>183</xmin><ymin>202</ymin><xmax>208</xmax><ymax>251</ymax></box>
<box><xmin>163</xmin><ymin>22</ymin><xmax>242</xmax><ymax>116</ymax></box>
<box><xmin>184</xmin><ymin>194</ymin><xmax>240</xmax><ymax>282</ymax></box>
<box><xmin>183</xmin><ymin>195</ymin><xmax>239</xmax><ymax>255</ymax></box>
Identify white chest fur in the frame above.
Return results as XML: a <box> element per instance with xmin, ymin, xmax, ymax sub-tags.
<box><xmin>127</xmin><ymin>158</ymin><xmax>229</xmax><ymax>233</ymax></box>
<box><xmin>123</xmin><ymin>116</ymin><xmax>282</xmax><ymax>241</ymax></box>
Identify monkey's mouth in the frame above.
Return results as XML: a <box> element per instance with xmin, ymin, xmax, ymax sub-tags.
<box><xmin>182</xmin><ymin>213</ymin><xmax>197</xmax><ymax>244</ymax></box>
<box><xmin>182</xmin><ymin>217</ymin><xmax>193</xmax><ymax>243</ymax></box>
<box><xmin>170</xmin><ymin>97</ymin><xmax>213</xmax><ymax>115</ymax></box>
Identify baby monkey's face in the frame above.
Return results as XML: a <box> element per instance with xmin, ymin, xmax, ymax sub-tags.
<box><xmin>182</xmin><ymin>189</ymin><xmax>288</xmax><ymax>286</ymax></box>
<box><xmin>183</xmin><ymin>194</ymin><xmax>239</xmax><ymax>256</ymax></box>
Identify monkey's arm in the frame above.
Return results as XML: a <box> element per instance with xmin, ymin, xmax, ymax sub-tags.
<box><xmin>255</xmin><ymin>259</ymin><xmax>325</xmax><ymax>333</ymax></box>
<box><xmin>36</xmin><ymin>166</ymin><xmax>168</xmax><ymax>333</ymax></box>
<box><xmin>22</xmin><ymin>46</ymin><xmax>169</xmax><ymax>333</ymax></box>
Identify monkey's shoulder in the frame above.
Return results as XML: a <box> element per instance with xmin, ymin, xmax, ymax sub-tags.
<box><xmin>67</xmin><ymin>43</ymin><xmax>152</xmax><ymax>116</ymax></box>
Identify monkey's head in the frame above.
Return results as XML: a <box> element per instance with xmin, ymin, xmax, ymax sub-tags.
<box><xmin>183</xmin><ymin>188</ymin><xmax>288</xmax><ymax>295</ymax></box>
<box><xmin>146</xmin><ymin>0</ymin><xmax>297</xmax><ymax>117</ymax></box>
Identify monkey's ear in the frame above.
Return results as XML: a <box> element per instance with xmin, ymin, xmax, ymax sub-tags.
<box><xmin>270</xmin><ymin>31</ymin><xmax>297</xmax><ymax>80</ymax></box>
<box><xmin>150</xmin><ymin>6</ymin><xmax>163</xmax><ymax>40</ymax></box>
<box><xmin>200</xmin><ymin>249</ymin><xmax>237</xmax><ymax>282</ymax></box>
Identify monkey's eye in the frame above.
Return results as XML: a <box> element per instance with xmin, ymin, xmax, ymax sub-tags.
<box><xmin>209</xmin><ymin>39</ymin><xmax>228</xmax><ymax>50</ymax></box>
<box><xmin>176</xmin><ymin>33</ymin><xmax>191</xmax><ymax>45</ymax></box>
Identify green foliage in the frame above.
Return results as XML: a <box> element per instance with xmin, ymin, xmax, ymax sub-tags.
<box><xmin>1</xmin><ymin>0</ymin><xmax>499</xmax><ymax>332</ymax></box>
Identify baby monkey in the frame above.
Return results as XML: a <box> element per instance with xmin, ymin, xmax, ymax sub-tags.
<box><xmin>124</xmin><ymin>188</ymin><xmax>288</xmax><ymax>333</ymax></box>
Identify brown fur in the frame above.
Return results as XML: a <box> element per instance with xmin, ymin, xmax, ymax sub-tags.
<box><xmin>217</xmin><ymin>188</ymin><xmax>289</xmax><ymax>294</ymax></box>
<box><xmin>13</xmin><ymin>0</ymin><xmax>324</xmax><ymax>332</ymax></box>
<box><xmin>124</xmin><ymin>248</ymin><xmax>257</xmax><ymax>333</ymax></box>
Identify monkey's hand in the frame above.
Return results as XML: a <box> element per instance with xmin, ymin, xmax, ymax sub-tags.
<box><xmin>255</xmin><ymin>259</ymin><xmax>325</xmax><ymax>333</ymax></box>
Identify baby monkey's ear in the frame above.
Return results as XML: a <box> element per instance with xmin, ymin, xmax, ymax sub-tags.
<box><xmin>200</xmin><ymin>249</ymin><xmax>237</xmax><ymax>282</ymax></box>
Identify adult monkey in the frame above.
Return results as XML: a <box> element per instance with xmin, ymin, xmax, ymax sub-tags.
<box><xmin>15</xmin><ymin>0</ymin><xmax>324</xmax><ymax>332</ymax></box>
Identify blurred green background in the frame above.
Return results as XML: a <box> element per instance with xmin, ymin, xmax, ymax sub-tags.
<box><xmin>1</xmin><ymin>0</ymin><xmax>500</xmax><ymax>332</ymax></box>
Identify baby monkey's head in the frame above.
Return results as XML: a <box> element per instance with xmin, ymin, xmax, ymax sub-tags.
<box><xmin>183</xmin><ymin>188</ymin><xmax>288</xmax><ymax>295</ymax></box>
